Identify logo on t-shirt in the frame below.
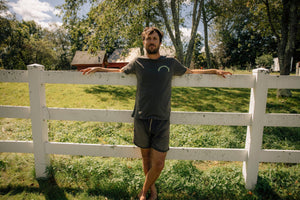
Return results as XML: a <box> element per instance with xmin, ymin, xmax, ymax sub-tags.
<box><xmin>158</xmin><ymin>65</ymin><xmax>170</xmax><ymax>72</ymax></box>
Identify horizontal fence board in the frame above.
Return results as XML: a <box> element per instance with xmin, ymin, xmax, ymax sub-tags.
<box><xmin>0</xmin><ymin>106</ymin><xmax>30</xmax><ymax>119</ymax></box>
<box><xmin>167</xmin><ymin>147</ymin><xmax>247</xmax><ymax>161</ymax></box>
<box><xmin>46</xmin><ymin>108</ymin><xmax>133</xmax><ymax>123</ymax></box>
<box><xmin>45</xmin><ymin>142</ymin><xmax>247</xmax><ymax>161</ymax></box>
<box><xmin>172</xmin><ymin>74</ymin><xmax>255</xmax><ymax>88</ymax></box>
<box><xmin>45</xmin><ymin>108</ymin><xmax>251</xmax><ymax>126</ymax></box>
<box><xmin>0</xmin><ymin>70</ymin><xmax>28</xmax><ymax>83</ymax></box>
<box><xmin>41</xmin><ymin>71</ymin><xmax>254</xmax><ymax>88</ymax></box>
<box><xmin>267</xmin><ymin>75</ymin><xmax>300</xmax><ymax>89</ymax></box>
<box><xmin>171</xmin><ymin>111</ymin><xmax>251</xmax><ymax>126</ymax></box>
<box><xmin>0</xmin><ymin>141</ymin><xmax>33</xmax><ymax>153</ymax></box>
<box><xmin>265</xmin><ymin>113</ymin><xmax>300</xmax><ymax>127</ymax></box>
<box><xmin>42</xmin><ymin>71</ymin><xmax>137</xmax><ymax>86</ymax></box>
<box><xmin>259</xmin><ymin>149</ymin><xmax>300</xmax><ymax>163</ymax></box>
<box><xmin>46</xmin><ymin>142</ymin><xmax>141</xmax><ymax>158</ymax></box>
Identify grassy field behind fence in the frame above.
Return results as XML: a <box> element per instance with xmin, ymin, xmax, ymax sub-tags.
<box><xmin>0</xmin><ymin>78</ymin><xmax>299</xmax><ymax>199</ymax></box>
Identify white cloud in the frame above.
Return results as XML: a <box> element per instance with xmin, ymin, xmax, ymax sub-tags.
<box><xmin>0</xmin><ymin>9</ymin><xmax>13</xmax><ymax>18</ymax></box>
<box><xmin>8</xmin><ymin>0</ymin><xmax>61</xmax><ymax>29</ymax></box>
<box><xmin>180</xmin><ymin>27</ymin><xmax>202</xmax><ymax>42</ymax></box>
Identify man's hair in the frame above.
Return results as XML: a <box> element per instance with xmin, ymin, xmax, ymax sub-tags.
<box><xmin>142</xmin><ymin>27</ymin><xmax>164</xmax><ymax>43</ymax></box>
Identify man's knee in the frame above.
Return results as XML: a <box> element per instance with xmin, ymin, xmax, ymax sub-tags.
<box><xmin>152</xmin><ymin>159</ymin><xmax>165</xmax><ymax>171</ymax></box>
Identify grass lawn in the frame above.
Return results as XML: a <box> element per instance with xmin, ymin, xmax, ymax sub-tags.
<box><xmin>0</xmin><ymin>76</ymin><xmax>299</xmax><ymax>199</ymax></box>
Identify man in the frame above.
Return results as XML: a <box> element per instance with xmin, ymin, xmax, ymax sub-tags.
<box><xmin>81</xmin><ymin>27</ymin><xmax>232</xmax><ymax>200</ymax></box>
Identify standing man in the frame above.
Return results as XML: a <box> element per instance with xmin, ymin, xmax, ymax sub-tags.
<box><xmin>81</xmin><ymin>27</ymin><xmax>231</xmax><ymax>200</ymax></box>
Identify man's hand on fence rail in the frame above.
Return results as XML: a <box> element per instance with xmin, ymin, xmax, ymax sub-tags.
<box><xmin>185</xmin><ymin>68</ymin><xmax>232</xmax><ymax>78</ymax></box>
<box><xmin>216</xmin><ymin>70</ymin><xmax>233</xmax><ymax>78</ymax></box>
<box><xmin>80</xmin><ymin>67</ymin><xmax>122</xmax><ymax>75</ymax></box>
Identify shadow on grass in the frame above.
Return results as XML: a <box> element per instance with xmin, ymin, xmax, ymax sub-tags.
<box><xmin>253</xmin><ymin>176</ymin><xmax>282</xmax><ymax>200</ymax></box>
<box><xmin>84</xmin><ymin>85</ymin><xmax>136</xmax><ymax>102</ymax></box>
<box><xmin>172</xmin><ymin>87</ymin><xmax>250</xmax><ymax>112</ymax></box>
<box><xmin>37</xmin><ymin>177</ymin><xmax>68</xmax><ymax>200</ymax></box>
<box><xmin>0</xmin><ymin>178</ymin><xmax>71</xmax><ymax>200</ymax></box>
<box><xmin>0</xmin><ymin>178</ymin><xmax>134</xmax><ymax>200</ymax></box>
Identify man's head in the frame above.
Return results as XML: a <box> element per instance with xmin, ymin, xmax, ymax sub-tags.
<box><xmin>142</xmin><ymin>27</ymin><xmax>164</xmax><ymax>43</ymax></box>
<box><xmin>142</xmin><ymin>27</ymin><xmax>164</xmax><ymax>55</ymax></box>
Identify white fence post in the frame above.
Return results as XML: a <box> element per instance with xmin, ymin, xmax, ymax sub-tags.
<box><xmin>27</xmin><ymin>64</ymin><xmax>50</xmax><ymax>178</ymax></box>
<box><xmin>243</xmin><ymin>69</ymin><xmax>269</xmax><ymax>189</ymax></box>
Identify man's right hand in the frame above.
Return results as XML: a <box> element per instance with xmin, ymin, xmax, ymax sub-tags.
<box><xmin>80</xmin><ymin>67</ymin><xmax>102</xmax><ymax>75</ymax></box>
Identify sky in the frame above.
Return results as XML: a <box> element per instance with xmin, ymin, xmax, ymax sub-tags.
<box><xmin>7</xmin><ymin>0</ymin><xmax>63</xmax><ymax>29</ymax></box>
<box><xmin>7</xmin><ymin>0</ymin><xmax>203</xmax><ymax>41</ymax></box>
<box><xmin>7</xmin><ymin>0</ymin><xmax>91</xmax><ymax>30</ymax></box>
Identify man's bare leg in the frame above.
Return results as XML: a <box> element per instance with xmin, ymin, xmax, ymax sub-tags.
<box><xmin>139</xmin><ymin>149</ymin><xmax>158</xmax><ymax>199</ymax></box>
<box><xmin>139</xmin><ymin>148</ymin><xmax>167</xmax><ymax>200</ymax></box>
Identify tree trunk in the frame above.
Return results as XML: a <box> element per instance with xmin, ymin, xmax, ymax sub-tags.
<box><xmin>202</xmin><ymin>4</ymin><xmax>211</xmax><ymax>68</ymax></box>
<box><xmin>277</xmin><ymin>0</ymin><xmax>298</xmax><ymax>97</ymax></box>
<box><xmin>158</xmin><ymin>0</ymin><xmax>184</xmax><ymax>63</ymax></box>
<box><xmin>159</xmin><ymin>0</ymin><xmax>203</xmax><ymax>67</ymax></box>
<box><xmin>184</xmin><ymin>0</ymin><xmax>204</xmax><ymax>67</ymax></box>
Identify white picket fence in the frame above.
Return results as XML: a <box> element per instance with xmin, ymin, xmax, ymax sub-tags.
<box><xmin>0</xmin><ymin>64</ymin><xmax>299</xmax><ymax>190</ymax></box>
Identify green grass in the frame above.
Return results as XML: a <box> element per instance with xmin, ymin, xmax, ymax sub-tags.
<box><xmin>0</xmin><ymin>81</ymin><xmax>300</xmax><ymax>199</ymax></box>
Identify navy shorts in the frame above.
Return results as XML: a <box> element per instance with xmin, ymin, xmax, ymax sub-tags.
<box><xmin>133</xmin><ymin>118</ymin><xmax>170</xmax><ymax>152</ymax></box>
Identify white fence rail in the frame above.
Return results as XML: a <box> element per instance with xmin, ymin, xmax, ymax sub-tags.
<box><xmin>0</xmin><ymin>64</ymin><xmax>300</xmax><ymax>190</ymax></box>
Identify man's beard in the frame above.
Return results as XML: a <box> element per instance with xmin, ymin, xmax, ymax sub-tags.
<box><xmin>146</xmin><ymin>44</ymin><xmax>160</xmax><ymax>54</ymax></box>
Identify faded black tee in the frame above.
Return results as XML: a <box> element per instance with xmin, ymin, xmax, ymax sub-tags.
<box><xmin>122</xmin><ymin>56</ymin><xmax>187</xmax><ymax>120</ymax></box>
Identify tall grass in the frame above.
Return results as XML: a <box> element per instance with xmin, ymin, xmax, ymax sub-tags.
<box><xmin>0</xmin><ymin>81</ymin><xmax>299</xmax><ymax>199</ymax></box>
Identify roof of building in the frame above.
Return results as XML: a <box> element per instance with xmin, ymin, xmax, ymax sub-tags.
<box><xmin>108</xmin><ymin>48</ymin><xmax>141</xmax><ymax>63</ymax></box>
<box><xmin>71</xmin><ymin>51</ymin><xmax>107</xmax><ymax>66</ymax></box>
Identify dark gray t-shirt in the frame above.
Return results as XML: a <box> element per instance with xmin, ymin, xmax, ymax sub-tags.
<box><xmin>123</xmin><ymin>56</ymin><xmax>187</xmax><ymax>120</ymax></box>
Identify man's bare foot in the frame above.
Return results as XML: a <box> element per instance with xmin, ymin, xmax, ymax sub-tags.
<box><xmin>138</xmin><ymin>190</ymin><xmax>147</xmax><ymax>200</ymax></box>
<box><xmin>149</xmin><ymin>185</ymin><xmax>157</xmax><ymax>200</ymax></box>
<box><xmin>149</xmin><ymin>194</ymin><xmax>157</xmax><ymax>200</ymax></box>
<box><xmin>139</xmin><ymin>194</ymin><xmax>147</xmax><ymax>200</ymax></box>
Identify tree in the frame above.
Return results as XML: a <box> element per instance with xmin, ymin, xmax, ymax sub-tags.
<box><xmin>255</xmin><ymin>54</ymin><xmax>273</xmax><ymax>68</ymax></box>
<box><xmin>248</xmin><ymin>0</ymin><xmax>299</xmax><ymax>75</ymax></box>
<box><xmin>201</xmin><ymin>0</ymin><xmax>218</xmax><ymax>68</ymax></box>
<box><xmin>192</xmin><ymin>33</ymin><xmax>204</xmax><ymax>68</ymax></box>
<box><xmin>0</xmin><ymin>1</ymin><xmax>72</xmax><ymax>70</ymax></box>
<box><xmin>211</xmin><ymin>0</ymin><xmax>277</xmax><ymax>69</ymax></box>
<box><xmin>158</xmin><ymin>0</ymin><xmax>204</xmax><ymax>67</ymax></box>
<box><xmin>60</xmin><ymin>0</ymin><xmax>206</xmax><ymax>67</ymax></box>
<box><xmin>59</xmin><ymin>0</ymin><xmax>163</xmax><ymax>55</ymax></box>
<box><xmin>248</xmin><ymin>0</ymin><xmax>299</xmax><ymax>97</ymax></box>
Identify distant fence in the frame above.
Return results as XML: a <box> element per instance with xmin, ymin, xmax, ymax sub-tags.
<box><xmin>0</xmin><ymin>64</ymin><xmax>299</xmax><ymax>190</ymax></box>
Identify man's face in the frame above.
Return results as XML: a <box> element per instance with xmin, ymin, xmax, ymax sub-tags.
<box><xmin>144</xmin><ymin>31</ymin><xmax>161</xmax><ymax>55</ymax></box>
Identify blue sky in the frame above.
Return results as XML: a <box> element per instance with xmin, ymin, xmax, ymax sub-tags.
<box><xmin>7</xmin><ymin>0</ymin><xmax>203</xmax><ymax>40</ymax></box>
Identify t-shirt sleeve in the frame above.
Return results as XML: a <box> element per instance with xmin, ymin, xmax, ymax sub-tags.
<box><xmin>172</xmin><ymin>58</ymin><xmax>187</xmax><ymax>76</ymax></box>
<box><xmin>122</xmin><ymin>58</ymin><xmax>137</xmax><ymax>74</ymax></box>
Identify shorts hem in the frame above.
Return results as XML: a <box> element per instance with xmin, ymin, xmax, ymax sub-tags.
<box><xmin>134</xmin><ymin>142</ymin><xmax>169</xmax><ymax>153</ymax></box>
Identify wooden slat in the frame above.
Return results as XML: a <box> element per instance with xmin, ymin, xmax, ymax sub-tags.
<box><xmin>172</xmin><ymin>74</ymin><xmax>255</xmax><ymax>88</ymax></box>
<box><xmin>259</xmin><ymin>149</ymin><xmax>300</xmax><ymax>163</ymax></box>
<box><xmin>265</xmin><ymin>113</ymin><xmax>300</xmax><ymax>127</ymax></box>
<box><xmin>171</xmin><ymin>111</ymin><xmax>251</xmax><ymax>126</ymax></box>
<box><xmin>0</xmin><ymin>141</ymin><xmax>33</xmax><ymax>153</ymax></box>
<box><xmin>0</xmin><ymin>70</ymin><xmax>28</xmax><ymax>83</ymax></box>
<box><xmin>167</xmin><ymin>147</ymin><xmax>247</xmax><ymax>161</ymax></box>
<box><xmin>42</xmin><ymin>71</ymin><xmax>137</xmax><ymax>86</ymax></box>
<box><xmin>42</xmin><ymin>71</ymin><xmax>254</xmax><ymax>88</ymax></box>
<box><xmin>0</xmin><ymin>106</ymin><xmax>30</xmax><ymax>119</ymax></box>
<box><xmin>45</xmin><ymin>108</ymin><xmax>251</xmax><ymax>126</ymax></box>
<box><xmin>45</xmin><ymin>142</ymin><xmax>247</xmax><ymax>161</ymax></box>
<box><xmin>267</xmin><ymin>75</ymin><xmax>300</xmax><ymax>89</ymax></box>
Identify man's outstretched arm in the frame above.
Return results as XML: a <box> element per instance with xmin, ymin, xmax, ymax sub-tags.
<box><xmin>80</xmin><ymin>67</ymin><xmax>124</xmax><ymax>75</ymax></box>
<box><xmin>185</xmin><ymin>68</ymin><xmax>232</xmax><ymax>78</ymax></box>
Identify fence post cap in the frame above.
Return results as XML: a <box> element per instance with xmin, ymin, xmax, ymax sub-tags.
<box><xmin>252</xmin><ymin>68</ymin><xmax>269</xmax><ymax>74</ymax></box>
<box><xmin>27</xmin><ymin>64</ymin><xmax>45</xmax><ymax>70</ymax></box>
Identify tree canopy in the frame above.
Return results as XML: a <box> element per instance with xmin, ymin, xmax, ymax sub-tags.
<box><xmin>0</xmin><ymin>0</ymin><xmax>298</xmax><ymax>72</ymax></box>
